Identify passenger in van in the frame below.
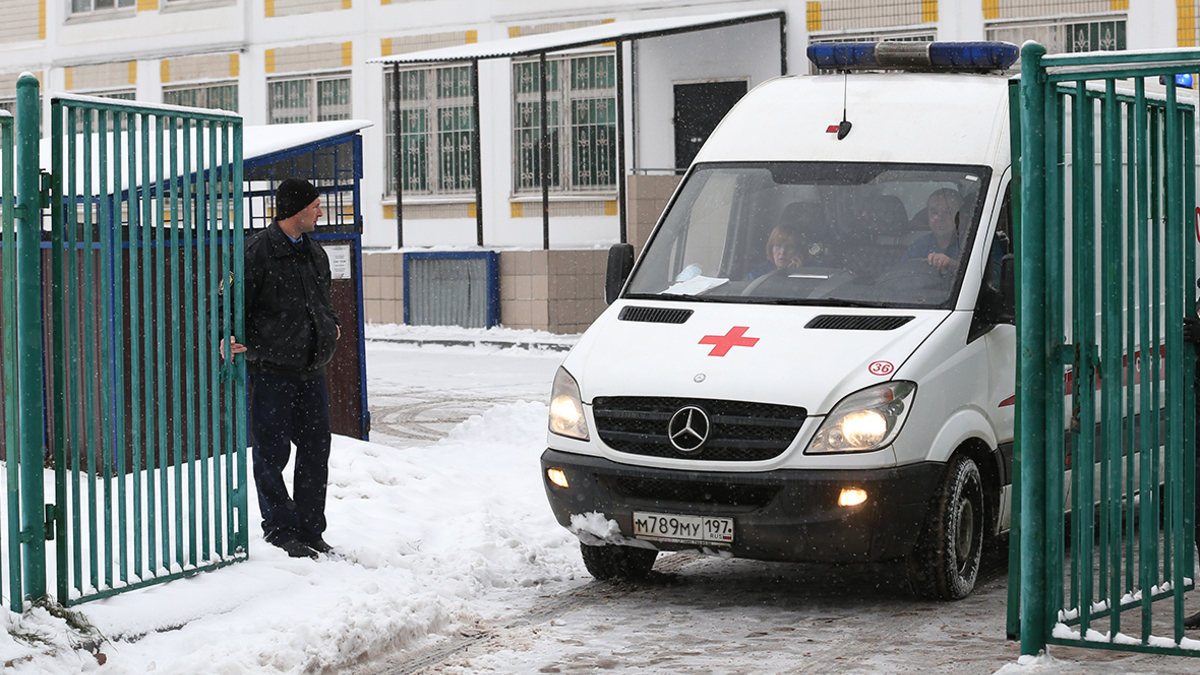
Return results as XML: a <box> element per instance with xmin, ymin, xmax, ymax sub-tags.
<box><xmin>906</xmin><ymin>188</ymin><xmax>964</xmax><ymax>273</ymax></box>
<box><xmin>745</xmin><ymin>203</ymin><xmax>828</xmax><ymax>280</ymax></box>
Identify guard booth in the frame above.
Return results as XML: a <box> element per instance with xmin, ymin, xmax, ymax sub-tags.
<box><xmin>243</xmin><ymin>120</ymin><xmax>372</xmax><ymax>440</ymax></box>
<box><xmin>1012</xmin><ymin>44</ymin><xmax>1200</xmax><ymax>657</ymax></box>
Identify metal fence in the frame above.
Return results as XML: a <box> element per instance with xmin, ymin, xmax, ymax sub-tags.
<box><xmin>1013</xmin><ymin>43</ymin><xmax>1199</xmax><ymax>656</ymax></box>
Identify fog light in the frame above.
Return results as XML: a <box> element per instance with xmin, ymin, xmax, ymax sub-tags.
<box><xmin>838</xmin><ymin>488</ymin><xmax>868</xmax><ymax>507</ymax></box>
<box><xmin>547</xmin><ymin>468</ymin><xmax>570</xmax><ymax>489</ymax></box>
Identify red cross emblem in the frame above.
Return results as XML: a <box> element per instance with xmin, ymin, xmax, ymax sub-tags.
<box><xmin>699</xmin><ymin>326</ymin><xmax>760</xmax><ymax>357</ymax></box>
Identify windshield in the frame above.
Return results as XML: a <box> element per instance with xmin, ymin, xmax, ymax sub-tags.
<box><xmin>625</xmin><ymin>162</ymin><xmax>992</xmax><ymax>309</ymax></box>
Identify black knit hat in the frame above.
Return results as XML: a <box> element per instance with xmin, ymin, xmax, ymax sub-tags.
<box><xmin>274</xmin><ymin>178</ymin><xmax>320</xmax><ymax>222</ymax></box>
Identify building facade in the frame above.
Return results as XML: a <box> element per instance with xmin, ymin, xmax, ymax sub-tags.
<box><xmin>0</xmin><ymin>0</ymin><xmax>1193</xmax><ymax>330</ymax></box>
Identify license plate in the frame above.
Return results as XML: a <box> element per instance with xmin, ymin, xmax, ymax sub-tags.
<box><xmin>632</xmin><ymin>511</ymin><xmax>734</xmax><ymax>546</ymax></box>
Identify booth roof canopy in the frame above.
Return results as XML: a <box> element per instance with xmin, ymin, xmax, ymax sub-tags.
<box><xmin>244</xmin><ymin>119</ymin><xmax>373</xmax><ymax>162</ymax></box>
<box><xmin>367</xmin><ymin>9</ymin><xmax>784</xmax><ymax>65</ymax></box>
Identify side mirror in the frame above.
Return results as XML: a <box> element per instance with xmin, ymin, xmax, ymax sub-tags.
<box><xmin>605</xmin><ymin>243</ymin><xmax>635</xmax><ymax>305</ymax></box>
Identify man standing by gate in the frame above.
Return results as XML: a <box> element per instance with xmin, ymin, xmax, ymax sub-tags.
<box><xmin>225</xmin><ymin>178</ymin><xmax>340</xmax><ymax>559</ymax></box>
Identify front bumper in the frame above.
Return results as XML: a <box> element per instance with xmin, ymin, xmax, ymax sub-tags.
<box><xmin>540</xmin><ymin>449</ymin><xmax>944</xmax><ymax>563</ymax></box>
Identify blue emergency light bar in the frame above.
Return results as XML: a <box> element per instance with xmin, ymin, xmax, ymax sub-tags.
<box><xmin>807</xmin><ymin>41</ymin><xmax>1020</xmax><ymax>72</ymax></box>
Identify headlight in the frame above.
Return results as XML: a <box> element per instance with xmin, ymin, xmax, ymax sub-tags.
<box><xmin>548</xmin><ymin>367</ymin><xmax>589</xmax><ymax>440</ymax></box>
<box><xmin>807</xmin><ymin>381</ymin><xmax>916</xmax><ymax>454</ymax></box>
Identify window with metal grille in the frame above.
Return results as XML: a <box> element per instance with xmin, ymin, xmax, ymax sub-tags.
<box><xmin>512</xmin><ymin>52</ymin><xmax>616</xmax><ymax>195</ymax></box>
<box><xmin>163</xmin><ymin>82</ymin><xmax>238</xmax><ymax>113</ymax></box>
<box><xmin>806</xmin><ymin>0</ymin><xmax>936</xmax><ymax>33</ymax></box>
<box><xmin>383</xmin><ymin>65</ymin><xmax>475</xmax><ymax>196</ymax></box>
<box><xmin>983</xmin><ymin>1</ymin><xmax>1127</xmax><ymax>55</ymax></box>
<box><xmin>70</xmin><ymin>0</ymin><xmax>134</xmax><ymax>15</ymax></box>
<box><xmin>268</xmin><ymin>73</ymin><xmax>350</xmax><ymax>125</ymax></box>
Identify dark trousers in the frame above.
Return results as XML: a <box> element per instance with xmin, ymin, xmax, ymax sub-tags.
<box><xmin>249</xmin><ymin>372</ymin><xmax>331</xmax><ymax>546</ymax></box>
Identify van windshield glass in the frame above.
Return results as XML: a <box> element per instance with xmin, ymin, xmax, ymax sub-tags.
<box><xmin>625</xmin><ymin>163</ymin><xmax>992</xmax><ymax>309</ymax></box>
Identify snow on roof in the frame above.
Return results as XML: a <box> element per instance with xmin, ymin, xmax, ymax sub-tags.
<box><xmin>367</xmin><ymin>10</ymin><xmax>783</xmax><ymax>65</ymax></box>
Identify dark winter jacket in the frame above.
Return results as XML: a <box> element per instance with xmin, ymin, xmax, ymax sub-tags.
<box><xmin>243</xmin><ymin>222</ymin><xmax>339</xmax><ymax>377</ymax></box>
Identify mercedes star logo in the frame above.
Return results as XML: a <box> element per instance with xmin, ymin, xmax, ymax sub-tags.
<box><xmin>668</xmin><ymin>406</ymin><xmax>710</xmax><ymax>453</ymax></box>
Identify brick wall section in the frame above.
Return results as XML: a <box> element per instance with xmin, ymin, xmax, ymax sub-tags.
<box><xmin>362</xmin><ymin>251</ymin><xmax>404</xmax><ymax>324</ymax></box>
<box><xmin>626</xmin><ymin>174</ymin><xmax>682</xmax><ymax>257</ymax></box>
<box><xmin>500</xmin><ymin>249</ymin><xmax>608</xmax><ymax>334</ymax></box>
<box><xmin>362</xmin><ymin>249</ymin><xmax>606</xmax><ymax>333</ymax></box>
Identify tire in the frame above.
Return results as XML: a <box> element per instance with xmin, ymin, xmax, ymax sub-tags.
<box><xmin>580</xmin><ymin>543</ymin><xmax>657</xmax><ymax>581</ymax></box>
<box><xmin>907</xmin><ymin>454</ymin><xmax>985</xmax><ymax>600</ymax></box>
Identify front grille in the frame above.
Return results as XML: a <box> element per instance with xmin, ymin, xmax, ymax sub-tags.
<box><xmin>619</xmin><ymin>305</ymin><xmax>693</xmax><ymax>324</ymax></box>
<box><xmin>592</xmin><ymin>396</ymin><xmax>806</xmax><ymax>461</ymax></box>
<box><xmin>604</xmin><ymin>475</ymin><xmax>780</xmax><ymax>509</ymax></box>
<box><xmin>806</xmin><ymin>314</ymin><xmax>914</xmax><ymax>331</ymax></box>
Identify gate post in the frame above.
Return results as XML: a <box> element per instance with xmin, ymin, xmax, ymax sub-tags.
<box><xmin>1016</xmin><ymin>41</ymin><xmax>1049</xmax><ymax>657</ymax></box>
<box><xmin>14</xmin><ymin>73</ymin><xmax>45</xmax><ymax>602</ymax></box>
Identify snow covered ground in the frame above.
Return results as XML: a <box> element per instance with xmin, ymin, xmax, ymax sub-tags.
<box><xmin>1</xmin><ymin>325</ymin><xmax>1198</xmax><ymax>674</ymax></box>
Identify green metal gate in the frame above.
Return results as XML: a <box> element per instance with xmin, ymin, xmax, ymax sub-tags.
<box><xmin>42</xmin><ymin>84</ymin><xmax>248</xmax><ymax>605</ymax></box>
<box><xmin>1014</xmin><ymin>43</ymin><xmax>1200</xmax><ymax>656</ymax></box>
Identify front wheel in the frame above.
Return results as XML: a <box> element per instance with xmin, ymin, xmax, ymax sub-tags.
<box><xmin>906</xmin><ymin>455</ymin><xmax>985</xmax><ymax>600</ymax></box>
<box><xmin>580</xmin><ymin>543</ymin><xmax>657</xmax><ymax>581</ymax></box>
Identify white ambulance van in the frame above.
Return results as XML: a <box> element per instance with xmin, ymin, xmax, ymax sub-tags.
<box><xmin>541</xmin><ymin>42</ymin><xmax>1021</xmax><ymax>600</ymax></box>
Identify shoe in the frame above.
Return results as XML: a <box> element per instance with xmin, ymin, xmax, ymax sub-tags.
<box><xmin>1186</xmin><ymin>610</ymin><xmax>1200</xmax><ymax>629</ymax></box>
<box><xmin>275</xmin><ymin>539</ymin><xmax>319</xmax><ymax>559</ymax></box>
<box><xmin>300</xmin><ymin>537</ymin><xmax>334</xmax><ymax>554</ymax></box>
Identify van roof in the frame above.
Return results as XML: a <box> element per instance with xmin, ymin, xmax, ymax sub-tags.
<box><xmin>694</xmin><ymin>72</ymin><xmax>1011</xmax><ymax>168</ymax></box>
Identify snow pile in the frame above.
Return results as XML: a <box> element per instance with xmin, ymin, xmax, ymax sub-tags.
<box><xmin>3</xmin><ymin>399</ymin><xmax>584</xmax><ymax>674</ymax></box>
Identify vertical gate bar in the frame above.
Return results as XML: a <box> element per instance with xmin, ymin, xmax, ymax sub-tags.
<box><xmin>3</xmin><ymin>110</ymin><xmax>22</xmax><ymax>611</ymax></box>
<box><xmin>1072</xmin><ymin>80</ymin><xmax>1096</xmax><ymax>630</ymax></box>
<box><xmin>46</xmin><ymin>101</ymin><xmax>65</xmax><ymax>605</ymax></box>
<box><xmin>232</xmin><ymin>120</ymin><xmax>247</xmax><ymax>551</ymax></box>
<box><xmin>1143</xmin><ymin>104</ymin><xmax>1162</xmax><ymax>641</ymax></box>
<box><xmin>1134</xmin><ymin>79</ymin><xmax>1154</xmax><ymax>641</ymax></box>
<box><xmin>82</xmin><ymin>108</ymin><xmax>100</xmax><ymax>593</ymax></box>
<box><xmin>1101</xmin><ymin>79</ymin><xmax>1123</xmax><ymax>635</ymax></box>
<box><xmin>1046</xmin><ymin>86</ymin><xmax>1068</xmax><ymax>619</ymax></box>
<box><xmin>97</xmin><ymin>107</ymin><xmax>114</xmax><ymax>591</ymax></box>
<box><xmin>112</xmin><ymin>106</ymin><xmax>128</xmax><ymax>587</ymax></box>
<box><xmin>214</xmin><ymin>123</ymin><xmax>228</xmax><ymax>557</ymax></box>
<box><xmin>1017</xmin><ymin>41</ymin><xmax>1049</xmax><ymax>656</ymax></box>
<box><xmin>1165</xmin><ymin>83</ymin><xmax>1186</xmax><ymax>642</ymax></box>
<box><xmin>126</xmin><ymin>110</ymin><xmax>142</xmax><ymax>582</ymax></box>
<box><xmin>1123</xmin><ymin>97</ymin><xmax>1137</xmax><ymax>597</ymax></box>
<box><xmin>155</xmin><ymin>113</ymin><xmax>169</xmax><ymax>572</ymax></box>
<box><xmin>218</xmin><ymin>121</ymin><xmax>232</xmax><ymax>553</ymax></box>
<box><xmin>66</xmin><ymin>105</ymin><xmax>84</xmax><ymax>597</ymax></box>
<box><xmin>198</xmin><ymin>120</ymin><xmax>212</xmax><ymax>562</ymax></box>
<box><xmin>14</xmin><ymin>74</ymin><xmax>46</xmax><ymax>602</ymax></box>
<box><xmin>1006</xmin><ymin>80</ymin><xmax>1024</xmax><ymax>640</ymax></box>
<box><xmin>182</xmin><ymin>116</ymin><xmax>197</xmax><ymax>568</ymax></box>
<box><xmin>169</xmin><ymin>116</ymin><xmax>184</xmax><ymax>570</ymax></box>
<box><xmin>1176</xmin><ymin>99</ymin><xmax>1195</xmax><ymax>593</ymax></box>
<box><xmin>142</xmin><ymin>110</ymin><xmax>157</xmax><ymax>577</ymax></box>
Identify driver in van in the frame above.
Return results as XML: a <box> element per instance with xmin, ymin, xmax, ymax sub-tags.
<box><xmin>745</xmin><ymin>202</ymin><xmax>826</xmax><ymax>280</ymax></box>
<box><xmin>906</xmin><ymin>188</ymin><xmax>964</xmax><ymax>273</ymax></box>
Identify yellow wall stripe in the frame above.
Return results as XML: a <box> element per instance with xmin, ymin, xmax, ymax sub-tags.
<box><xmin>230</xmin><ymin>53</ymin><xmax>239</xmax><ymax>77</ymax></box>
<box><xmin>806</xmin><ymin>2</ymin><xmax>821</xmax><ymax>32</ymax></box>
<box><xmin>467</xmin><ymin>202</ymin><xmax>477</xmax><ymax>218</ymax></box>
<box><xmin>264</xmin><ymin>0</ymin><xmax>274</xmax><ymax>17</ymax></box>
<box><xmin>342</xmin><ymin>42</ymin><xmax>353</xmax><ymax>67</ymax></box>
<box><xmin>160</xmin><ymin>60</ymin><xmax>170</xmax><ymax>83</ymax></box>
<box><xmin>137</xmin><ymin>0</ymin><xmax>157</xmax><ymax>11</ymax></box>
<box><xmin>381</xmin><ymin>37</ymin><xmax>392</xmax><ymax>57</ymax></box>
<box><xmin>508</xmin><ymin>26</ymin><xmax>521</xmax><ymax>38</ymax></box>
<box><xmin>128</xmin><ymin>61</ymin><xmax>137</xmax><ymax>85</ymax></box>
<box><xmin>511</xmin><ymin>202</ymin><xmax>524</xmax><ymax>218</ymax></box>
<box><xmin>1180</xmin><ymin>0</ymin><xmax>1197</xmax><ymax>47</ymax></box>
<box><xmin>64</xmin><ymin>67</ymin><xmax>73</xmax><ymax>91</ymax></box>
<box><xmin>1111</xmin><ymin>0</ymin><xmax>1129</xmax><ymax>10</ymax></box>
<box><xmin>982</xmin><ymin>0</ymin><xmax>999</xmax><ymax>21</ymax></box>
<box><xmin>341</xmin><ymin>0</ymin><xmax>351</xmax><ymax>9</ymax></box>
<box><xmin>466</xmin><ymin>30</ymin><xmax>477</xmax><ymax>44</ymax></box>
<box><xmin>921</xmin><ymin>0</ymin><xmax>937</xmax><ymax>23</ymax></box>
<box><xmin>265</xmin><ymin>49</ymin><xmax>275</xmax><ymax>74</ymax></box>
<box><xmin>38</xmin><ymin>0</ymin><xmax>45</xmax><ymax>40</ymax></box>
